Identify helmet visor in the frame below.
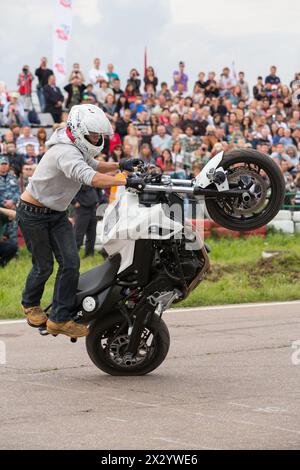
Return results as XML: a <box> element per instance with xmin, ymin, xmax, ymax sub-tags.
<box><xmin>84</xmin><ymin>132</ymin><xmax>104</xmax><ymax>147</ymax></box>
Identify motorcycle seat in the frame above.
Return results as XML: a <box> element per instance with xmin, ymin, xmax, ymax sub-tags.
<box><xmin>77</xmin><ymin>254</ymin><xmax>121</xmax><ymax>296</ymax></box>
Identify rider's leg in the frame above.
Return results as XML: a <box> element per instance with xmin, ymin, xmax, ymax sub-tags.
<box><xmin>18</xmin><ymin>206</ymin><xmax>53</xmax><ymax>326</ymax></box>
<box><xmin>47</xmin><ymin>212</ymin><xmax>88</xmax><ymax>338</ymax></box>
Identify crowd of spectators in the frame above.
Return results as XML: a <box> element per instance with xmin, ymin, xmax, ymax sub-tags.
<box><xmin>1</xmin><ymin>57</ymin><xmax>300</xmax><ymax>265</ymax></box>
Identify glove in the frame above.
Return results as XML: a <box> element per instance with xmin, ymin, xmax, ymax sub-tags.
<box><xmin>126</xmin><ymin>175</ymin><xmax>145</xmax><ymax>192</ymax></box>
<box><xmin>119</xmin><ymin>158</ymin><xmax>144</xmax><ymax>172</ymax></box>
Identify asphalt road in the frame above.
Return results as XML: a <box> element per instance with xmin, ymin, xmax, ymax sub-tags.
<box><xmin>1</xmin><ymin>301</ymin><xmax>300</xmax><ymax>450</ymax></box>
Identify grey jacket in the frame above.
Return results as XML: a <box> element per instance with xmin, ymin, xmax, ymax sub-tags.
<box><xmin>26</xmin><ymin>128</ymin><xmax>98</xmax><ymax>211</ymax></box>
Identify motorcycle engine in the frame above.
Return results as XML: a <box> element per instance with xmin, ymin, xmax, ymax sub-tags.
<box><xmin>179</xmin><ymin>250</ymin><xmax>203</xmax><ymax>283</ymax></box>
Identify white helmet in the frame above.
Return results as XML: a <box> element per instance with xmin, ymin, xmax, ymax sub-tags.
<box><xmin>67</xmin><ymin>104</ymin><xmax>113</xmax><ymax>158</ymax></box>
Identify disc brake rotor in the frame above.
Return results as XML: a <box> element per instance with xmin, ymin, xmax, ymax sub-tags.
<box><xmin>107</xmin><ymin>333</ymin><xmax>151</xmax><ymax>368</ymax></box>
<box><xmin>226</xmin><ymin>167</ymin><xmax>269</xmax><ymax>215</ymax></box>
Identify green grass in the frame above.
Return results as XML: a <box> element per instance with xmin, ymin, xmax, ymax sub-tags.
<box><xmin>0</xmin><ymin>250</ymin><xmax>104</xmax><ymax>320</ymax></box>
<box><xmin>180</xmin><ymin>233</ymin><xmax>300</xmax><ymax>307</ymax></box>
<box><xmin>1</xmin><ymin>233</ymin><xmax>300</xmax><ymax>319</ymax></box>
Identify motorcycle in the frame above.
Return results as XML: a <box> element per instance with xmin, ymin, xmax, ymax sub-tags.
<box><xmin>40</xmin><ymin>148</ymin><xmax>285</xmax><ymax>375</ymax></box>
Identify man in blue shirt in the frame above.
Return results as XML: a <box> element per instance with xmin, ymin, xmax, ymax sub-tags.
<box><xmin>265</xmin><ymin>66</ymin><xmax>281</xmax><ymax>86</ymax></box>
<box><xmin>129</xmin><ymin>94</ymin><xmax>145</xmax><ymax>120</ymax></box>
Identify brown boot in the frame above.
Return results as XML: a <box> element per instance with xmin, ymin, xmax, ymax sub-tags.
<box><xmin>46</xmin><ymin>319</ymin><xmax>89</xmax><ymax>338</ymax></box>
<box><xmin>23</xmin><ymin>306</ymin><xmax>48</xmax><ymax>327</ymax></box>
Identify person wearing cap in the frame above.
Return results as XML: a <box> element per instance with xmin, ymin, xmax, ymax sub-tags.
<box><xmin>0</xmin><ymin>156</ymin><xmax>20</xmax><ymax>246</ymax></box>
<box><xmin>82</xmin><ymin>83</ymin><xmax>97</xmax><ymax>104</ymax></box>
<box><xmin>17</xmin><ymin>104</ymin><xmax>144</xmax><ymax>339</ymax></box>
<box><xmin>0</xmin><ymin>206</ymin><xmax>18</xmax><ymax>267</ymax></box>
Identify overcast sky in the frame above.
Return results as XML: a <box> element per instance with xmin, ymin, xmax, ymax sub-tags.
<box><xmin>1</xmin><ymin>0</ymin><xmax>299</xmax><ymax>90</ymax></box>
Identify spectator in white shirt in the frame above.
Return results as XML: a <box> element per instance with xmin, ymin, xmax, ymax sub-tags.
<box><xmin>96</xmin><ymin>81</ymin><xmax>114</xmax><ymax>105</ymax></box>
<box><xmin>151</xmin><ymin>125</ymin><xmax>172</xmax><ymax>157</ymax></box>
<box><xmin>16</xmin><ymin>126</ymin><xmax>39</xmax><ymax>155</ymax></box>
<box><xmin>219</xmin><ymin>67</ymin><xmax>237</xmax><ymax>96</ymax></box>
<box><xmin>88</xmin><ymin>58</ymin><xmax>108</xmax><ymax>86</ymax></box>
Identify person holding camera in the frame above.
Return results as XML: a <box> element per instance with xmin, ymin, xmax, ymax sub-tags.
<box><xmin>17</xmin><ymin>65</ymin><xmax>34</xmax><ymax>110</ymax></box>
<box><xmin>68</xmin><ymin>62</ymin><xmax>85</xmax><ymax>83</ymax></box>
<box><xmin>127</xmin><ymin>69</ymin><xmax>141</xmax><ymax>94</ymax></box>
<box><xmin>3</xmin><ymin>92</ymin><xmax>27</xmax><ymax>127</ymax></box>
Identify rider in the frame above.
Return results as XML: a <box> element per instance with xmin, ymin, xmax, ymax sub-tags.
<box><xmin>17</xmin><ymin>104</ymin><xmax>143</xmax><ymax>338</ymax></box>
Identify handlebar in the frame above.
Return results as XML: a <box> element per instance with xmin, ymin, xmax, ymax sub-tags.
<box><xmin>131</xmin><ymin>165</ymin><xmax>244</xmax><ymax>198</ymax></box>
<box><xmin>168</xmin><ymin>179</ymin><xmax>193</xmax><ymax>187</ymax></box>
<box><xmin>143</xmin><ymin>184</ymin><xmax>195</xmax><ymax>195</ymax></box>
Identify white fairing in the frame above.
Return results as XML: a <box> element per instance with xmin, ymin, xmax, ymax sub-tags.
<box><xmin>101</xmin><ymin>192</ymin><xmax>183</xmax><ymax>273</ymax></box>
<box><xmin>101</xmin><ymin>152</ymin><xmax>227</xmax><ymax>274</ymax></box>
<box><xmin>194</xmin><ymin>150</ymin><xmax>229</xmax><ymax>191</ymax></box>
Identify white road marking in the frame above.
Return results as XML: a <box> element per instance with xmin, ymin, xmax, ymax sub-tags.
<box><xmin>103</xmin><ymin>395</ymin><xmax>160</xmax><ymax>408</ymax></box>
<box><xmin>1</xmin><ymin>376</ymin><xmax>87</xmax><ymax>394</ymax></box>
<box><xmin>171</xmin><ymin>300</ymin><xmax>300</xmax><ymax>313</ymax></box>
<box><xmin>255</xmin><ymin>407</ymin><xmax>288</xmax><ymax>414</ymax></box>
<box><xmin>229</xmin><ymin>402</ymin><xmax>251</xmax><ymax>408</ymax></box>
<box><xmin>1</xmin><ymin>300</ymin><xmax>300</xmax><ymax>327</ymax></box>
<box><xmin>105</xmin><ymin>417</ymin><xmax>128</xmax><ymax>423</ymax></box>
<box><xmin>152</xmin><ymin>437</ymin><xmax>215</xmax><ymax>450</ymax></box>
<box><xmin>229</xmin><ymin>402</ymin><xmax>288</xmax><ymax>414</ymax></box>
<box><xmin>0</xmin><ymin>319</ymin><xmax>27</xmax><ymax>326</ymax></box>
<box><xmin>194</xmin><ymin>410</ymin><xmax>300</xmax><ymax>435</ymax></box>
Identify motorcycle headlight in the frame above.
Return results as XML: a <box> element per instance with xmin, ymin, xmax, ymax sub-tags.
<box><xmin>82</xmin><ymin>296</ymin><xmax>97</xmax><ymax>313</ymax></box>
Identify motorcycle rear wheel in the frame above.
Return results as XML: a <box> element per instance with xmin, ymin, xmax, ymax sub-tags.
<box><xmin>86</xmin><ymin>311</ymin><xmax>170</xmax><ymax>376</ymax></box>
<box><xmin>205</xmin><ymin>148</ymin><xmax>285</xmax><ymax>231</ymax></box>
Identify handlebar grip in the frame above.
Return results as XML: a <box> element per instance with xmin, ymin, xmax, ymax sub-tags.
<box><xmin>193</xmin><ymin>187</ymin><xmax>203</xmax><ymax>196</ymax></box>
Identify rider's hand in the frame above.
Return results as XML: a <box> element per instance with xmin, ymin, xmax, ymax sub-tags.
<box><xmin>119</xmin><ymin>158</ymin><xmax>143</xmax><ymax>173</ymax></box>
<box><xmin>125</xmin><ymin>175</ymin><xmax>145</xmax><ymax>192</ymax></box>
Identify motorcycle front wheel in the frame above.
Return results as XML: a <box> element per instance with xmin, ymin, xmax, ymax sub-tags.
<box><xmin>86</xmin><ymin>312</ymin><xmax>170</xmax><ymax>376</ymax></box>
<box><xmin>205</xmin><ymin>148</ymin><xmax>285</xmax><ymax>231</ymax></box>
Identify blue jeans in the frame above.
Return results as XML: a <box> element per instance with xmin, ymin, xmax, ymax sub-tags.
<box><xmin>17</xmin><ymin>205</ymin><xmax>80</xmax><ymax>322</ymax></box>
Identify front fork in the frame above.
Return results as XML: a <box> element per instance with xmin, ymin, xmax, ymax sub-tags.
<box><xmin>122</xmin><ymin>290</ymin><xmax>179</xmax><ymax>357</ymax></box>
<box><xmin>122</xmin><ymin>297</ymin><xmax>155</xmax><ymax>358</ymax></box>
